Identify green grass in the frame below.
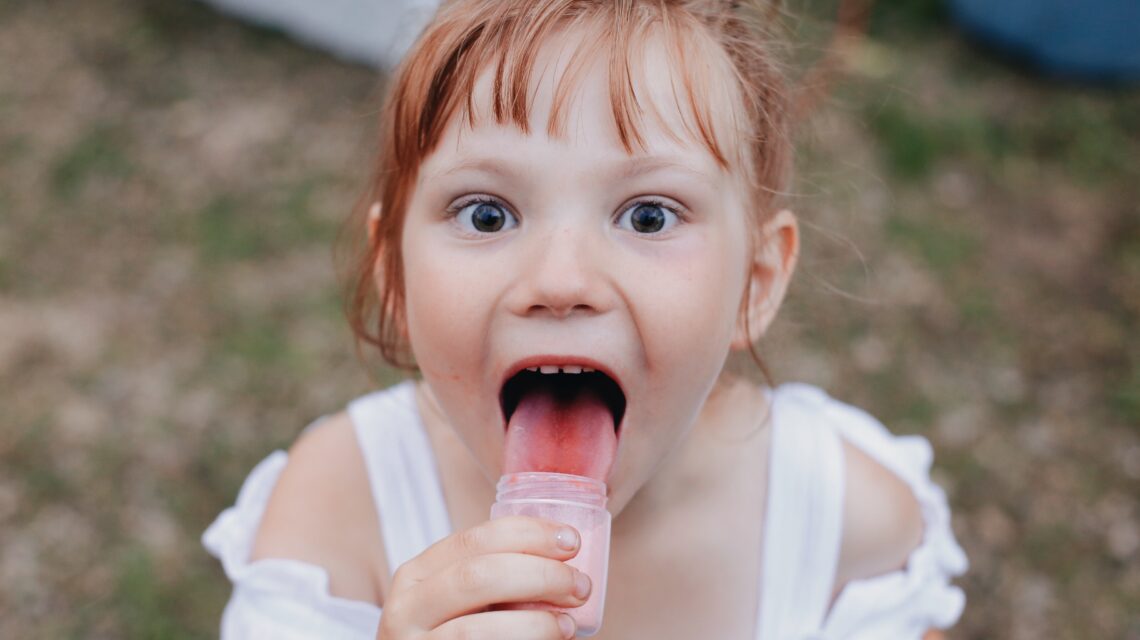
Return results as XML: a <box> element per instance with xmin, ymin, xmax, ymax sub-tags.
<box><xmin>219</xmin><ymin>316</ymin><xmax>294</xmax><ymax>367</ymax></box>
<box><xmin>0</xmin><ymin>254</ymin><xmax>11</xmax><ymax>291</ymax></box>
<box><xmin>135</xmin><ymin>0</ymin><xmax>232</xmax><ymax>46</ymax></box>
<box><xmin>956</xmin><ymin>285</ymin><xmax>999</xmax><ymax>329</ymax></box>
<box><xmin>277</xmin><ymin>179</ymin><xmax>340</xmax><ymax>245</ymax></box>
<box><xmin>1110</xmin><ymin>365</ymin><xmax>1140</xmax><ymax>427</ymax></box>
<box><xmin>869</xmin><ymin>0</ymin><xmax>949</xmax><ymax>35</ymax></box>
<box><xmin>866</xmin><ymin>100</ymin><xmax>1017</xmax><ymax>181</ymax></box>
<box><xmin>8</xmin><ymin>418</ymin><xmax>73</xmax><ymax>508</ymax></box>
<box><xmin>50</xmin><ymin>125</ymin><xmax>134</xmax><ymax>202</ymax></box>
<box><xmin>896</xmin><ymin>390</ymin><xmax>939</xmax><ymax>429</ymax></box>
<box><xmin>1031</xmin><ymin>99</ymin><xmax>1139</xmax><ymax>185</ymax></box>
<box><xmin>868</xmin><ymin>102</ymin><xmax>943</xmax><ymax>180</ymax></box>
<box><xmin>137</xmin><ymin>0</ymin><xmax>306</xmax><ymax>57</ymax></box>
<box><xmin>196</xmin><ymin>196</ymin><xmax>270</xmax><ymax>262</ymax></box>
<box><xmin>863</xmin><ymin>65</ymin><xmax>1140</xmax><ymax>187</ymax></box>
<box><xmin>0</xmin><ymin>133</ymin><xmax>29</xmax><ymax>171</ymax></box>
<box><xmin>115</xmin><ymin>547</ymin><xmax>213</xmax><ymax>640</ymax></box>
<box><xmin>885</xmin><ymin>214</ymin><xmax>979</xmax><ymax>274</ymax></box>
<box><xmin>195</xmin><ymin>181</ymin><xmax>338</xmax><ymax>265</ymax></box>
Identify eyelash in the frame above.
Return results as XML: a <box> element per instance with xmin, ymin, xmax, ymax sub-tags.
<box><xmin>445</xmin><ymin>195</ymin><xmax>504</xmax><ymax>218</ymax></box>
<box><xmin>444</xmin><ymin>195</ymin><xmax>689</xmax><ymax>227</ymax></box>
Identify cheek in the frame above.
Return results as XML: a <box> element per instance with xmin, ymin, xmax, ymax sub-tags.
<box><xmin>401</xmin><ymin>240</ymin><xmax>486</xmax><ymax>377</ymax></box>
<box><xmin>634</xmin><ymin>229</ymin><xmax>749</xmax><ymax>368</ymax></box>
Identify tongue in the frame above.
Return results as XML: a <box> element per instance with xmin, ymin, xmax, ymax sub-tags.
<box><xmin>503</xmin><ymin>378</ymin><xmax>617</xmax><ymax>481</ymax></box>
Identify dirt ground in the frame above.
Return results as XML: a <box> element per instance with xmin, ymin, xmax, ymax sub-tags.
<box><xmin>1</xmin><ymin>0</ymin><xmax>1138</xmax><ymax>637</ymax></box>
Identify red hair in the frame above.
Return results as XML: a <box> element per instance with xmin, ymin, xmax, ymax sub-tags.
<box><xmin>341</xmin><ymin>0</ymin><xmax>792</xmax><ymax>370</ymax></box>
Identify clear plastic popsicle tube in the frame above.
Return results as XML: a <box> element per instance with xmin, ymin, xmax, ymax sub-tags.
<box><xmin>490</xmin><ymin>472</ymin><xmax>612</xmax><ymax>637</ymax></box>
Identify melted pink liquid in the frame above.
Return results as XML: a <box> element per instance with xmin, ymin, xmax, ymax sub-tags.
<box><xmin>490</xmin><ymin>500</ymin><xmax>611</xmax><ymax>636</ymax></box>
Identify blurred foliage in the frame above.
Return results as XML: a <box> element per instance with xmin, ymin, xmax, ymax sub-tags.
<box><xmin>51</xmin><ymin>126</ymin><xmax>134</xmax><ymax>201</ymax></box>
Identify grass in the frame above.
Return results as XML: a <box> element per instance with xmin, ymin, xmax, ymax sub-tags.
<box><xmin>194</xmin><ymin>181</ymin><xmax>339</xmax><ymax>265</ymax></box>
<box><xmin>1111</xmin><ymin>366</ymin><xmax>1140</xmax><ymax>427</ymax></box>
<box><xmin>8</xmin><ymin>418</ymin><xmax>73</xmax><ymax>508</ymax></box>
<box><xmin>196</xmin><ymin>195</ymin><xmax>270</xmax><ymax>262</ymax></box>
<box><xmin>1028</xmin><ymin>99</ymin><xmax>1139</xmax><ymax>185</ymax></box>
<box><xmin>114</xmin><ymin>547</ymin><xmax>215</xmax><ymax>640</ymax></box>
<box><xmin>50</xmin><ymin>126</ymin><xmax>134</xmax><ymax>202</ymax></box>
<box><xmin>138</xmin><ymin>0</ymin><xmax>301</xmax><ymax>53</ymax></box>
<box><xmin>218</xmin><ymin>316</ymin><xmax>295</xmax><ymax>368</ymax></box>
<box><xmin>885</xmin><ymin>214</ymin><xmax>979</xmax><ymax>273</ymax></box>
<box><xmin>869</xmin><ymin>0</ymin><xmax>949</xmax><ymax>34</ymax></box>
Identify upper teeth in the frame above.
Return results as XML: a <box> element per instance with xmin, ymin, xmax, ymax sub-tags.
<box><xmin>527</xmin><ymin>365</ymin><xmax>591</xmax><ymax>374</ymax></box>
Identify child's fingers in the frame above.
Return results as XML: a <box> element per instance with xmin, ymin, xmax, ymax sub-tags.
<box><xmin>429</xmin><ymin>609</ymin><xmax>576</xmax><ymax>640</ymax></box>
<box><xmin>407</xmin><ymin>552</ymin><xmax>590</xmax><ymax>629</ymax></box>
<box><xmin>395</xmin><ymin>516</ymin><xmax>580</xmax><ymax>584</ymax></box>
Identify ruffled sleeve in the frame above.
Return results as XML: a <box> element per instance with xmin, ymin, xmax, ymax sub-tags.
<box><xmin>202</xmin><ymin>451</ymin><xmax>383</xmax><ymax>640</ymax></box>
<box><xmin>811</xmin><ymin>389</ymin><xmax>970</xmax><ymax>639</ymax></box>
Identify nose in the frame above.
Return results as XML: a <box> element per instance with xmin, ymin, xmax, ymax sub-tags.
<box><xmin>508</xmin><ymin>225</ymin><xmax>615</xmax><ymax>319</ymax></box>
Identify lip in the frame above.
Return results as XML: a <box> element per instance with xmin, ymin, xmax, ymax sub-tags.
<box><xmin>498</xmin><ymin>355</ymin><xmax>627</xmax><ymax>430</ymax></box>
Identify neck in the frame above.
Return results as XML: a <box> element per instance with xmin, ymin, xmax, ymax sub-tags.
<box><xmin>611</xmin><ymin>373</ymin><xmax>770</xmax><ymax>539</ymax></box>
<box><xmin>415</xmin><ymin>381</ymin><xmax>500</xmax><ymax>530</ymax></box>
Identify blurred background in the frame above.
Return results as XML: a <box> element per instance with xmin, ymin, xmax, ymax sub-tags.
<box><xmin>1</xmin><ymin>0</ymin><xmax>1137</xmax><ymax>637</ymax></box>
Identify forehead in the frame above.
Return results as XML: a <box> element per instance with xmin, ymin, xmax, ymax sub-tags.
<box><xmin>427</xmin><ymin>20</ymin><xmax>749</xmax><ymax>178</ymax></box>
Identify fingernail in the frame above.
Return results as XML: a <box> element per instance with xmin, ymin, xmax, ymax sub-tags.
<box><xmin>573</xmin><ymin>570</ymin><xmax>591</xmax><ymax>600</ymax></box>
<box><xmin>555</xmin><ymin>527</ymin><xmax>579</xmax><ymax>551</ymax></box>
<box><xmin>557</xmin><ymin>612</ymin><xmax>576</xmax><ymax>638</ymax></box>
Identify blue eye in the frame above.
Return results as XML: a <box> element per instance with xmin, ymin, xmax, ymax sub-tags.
<box><xmin>617</xmin><ymin>200</ymin><xmax>680</xmax><ymax>234</ymax></box>
<box><xmin>452</xmin><ymin>198</ymin><xmax>518</xmax><ymax>234</ymax></box>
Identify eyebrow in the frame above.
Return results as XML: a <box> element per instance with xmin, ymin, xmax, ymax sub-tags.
<box><xmin>423</xmin><ymin>155</ymin><xmax>718</xmax><ymax>183</ymax></box>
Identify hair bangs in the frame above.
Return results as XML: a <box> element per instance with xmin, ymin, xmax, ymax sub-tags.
<box><xmin>403</xmin><ymin>2</ymin><xmax>744</xmax><ymax>173</ymax></box>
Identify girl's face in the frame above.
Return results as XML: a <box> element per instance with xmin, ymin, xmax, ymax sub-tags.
<box><xmin>399</xmin><ymin>30</ymin><xmax>760</xmax><ymax>514</ymax></box>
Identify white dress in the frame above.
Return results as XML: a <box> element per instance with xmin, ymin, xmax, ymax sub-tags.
<box><xmin>203</xmin><ymin>381</ymin><xmax>968</xmax><ymax>639</ymax></box>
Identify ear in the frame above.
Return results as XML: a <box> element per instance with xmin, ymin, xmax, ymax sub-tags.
<box><xmin>366</xmin><ymin>201</ymin><xmax>382</xmax><ymax>245</ymax></box>
<box><xmin>731</xmin><ymin>209</ymin><xmax>799</xmax><ymax>349</ymax></box>
<box><xmin>367</xmin><ymin>201</ymin><xmax>384</xmax><ymax>283</ymax></box>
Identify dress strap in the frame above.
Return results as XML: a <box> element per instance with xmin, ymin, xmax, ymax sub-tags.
<box><xmin>348</xmin><ymin>381</ymin><xmax>453</xmax><ymax>576</ymax></box>
<box><xmin>756</xmin><ymin>384</ymin><xmax>846</xmax><ymax>639</ymax></box>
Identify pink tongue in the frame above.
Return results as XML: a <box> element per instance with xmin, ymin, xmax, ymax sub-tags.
<box><xmin>504</xmin><ymin>379</ymin><xmax>617</xmax><ymax>481</ymax></box>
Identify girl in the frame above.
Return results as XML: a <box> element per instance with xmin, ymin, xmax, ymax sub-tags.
<box><xmin>204</xmin><ymin>1</ymin><xmax>968</xmax><ymax>638</ymax></box>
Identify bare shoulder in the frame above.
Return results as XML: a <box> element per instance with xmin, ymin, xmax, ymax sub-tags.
<box><xmin>833</xmin><ymin>438</ymin><xmax>924</xmax><ymax>590</ymax></box>
<box><xmin>251</xmin><ymin>410</ymin><xmax>389</xmax><ymax>605</ymax></box>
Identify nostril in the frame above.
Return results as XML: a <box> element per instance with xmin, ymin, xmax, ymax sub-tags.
<box><xmin>527</xmin><ymin>302</ymin><xmax>597</xmax><ymax>318</ymax></box>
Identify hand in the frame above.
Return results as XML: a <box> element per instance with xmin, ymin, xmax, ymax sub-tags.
<box><xmin>375</xmin><ymin>516</ymin><xmax>590</xmax><ymax>639</ymax></box>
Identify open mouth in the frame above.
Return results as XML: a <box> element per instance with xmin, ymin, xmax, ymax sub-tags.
<box><xmin>501</xmin><ymin>368</ymin><xmax>626</xmax><ymax>429</ymax></box>
<box><xmin>499</xmin><ymin>366</ymin><xmax>626</xmax><ymax>481</ymax></box>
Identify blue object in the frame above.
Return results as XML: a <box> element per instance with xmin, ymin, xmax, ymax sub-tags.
<box><xmin>948</xmin><ymin>0</ymin><xmax>1140</xmax><ymax>83</ymax></box>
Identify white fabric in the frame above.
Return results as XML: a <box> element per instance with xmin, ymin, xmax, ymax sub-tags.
<box><xmin>203</xmin><ymin>381</ymin><xmax>968</xmax><ymax>639</ymax></box>
<box><xmin>201</xmin><ymin>451</ymin><xmax>383</xmax><ymax>639</ymax></box>
<box><xmin>756</xmin><ymin>385</ymin><xmax>846</xmax><ymax>639</ymax></box>
<box><xmin>811</xmin><ymin>386</ymin><xmax>970</xmax><ymax>638</ymax></box>
<box><xmin>346</xmin><ymin>382</ymin><xmax>452</xmax><ymax>574</ymax></box>
<box><xmin>757</xmin><ymin>384</ymin><xmax>969</xmax><ymax>639</ymax></box>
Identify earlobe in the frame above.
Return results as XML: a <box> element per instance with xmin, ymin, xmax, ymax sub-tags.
<box><xmin>368</xmin><ymin>202</ymin><xmax>384</xmax><ymax>285</ymax></box>
<box><xmin>732</xmin><ymin>209</ymin><xmax>800</xmax><ymax>349</ymax></box>
<box><xmin>366</xmin><ymin>202</ymin><xmax>382</xmax><ymax>244</ymax></box>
